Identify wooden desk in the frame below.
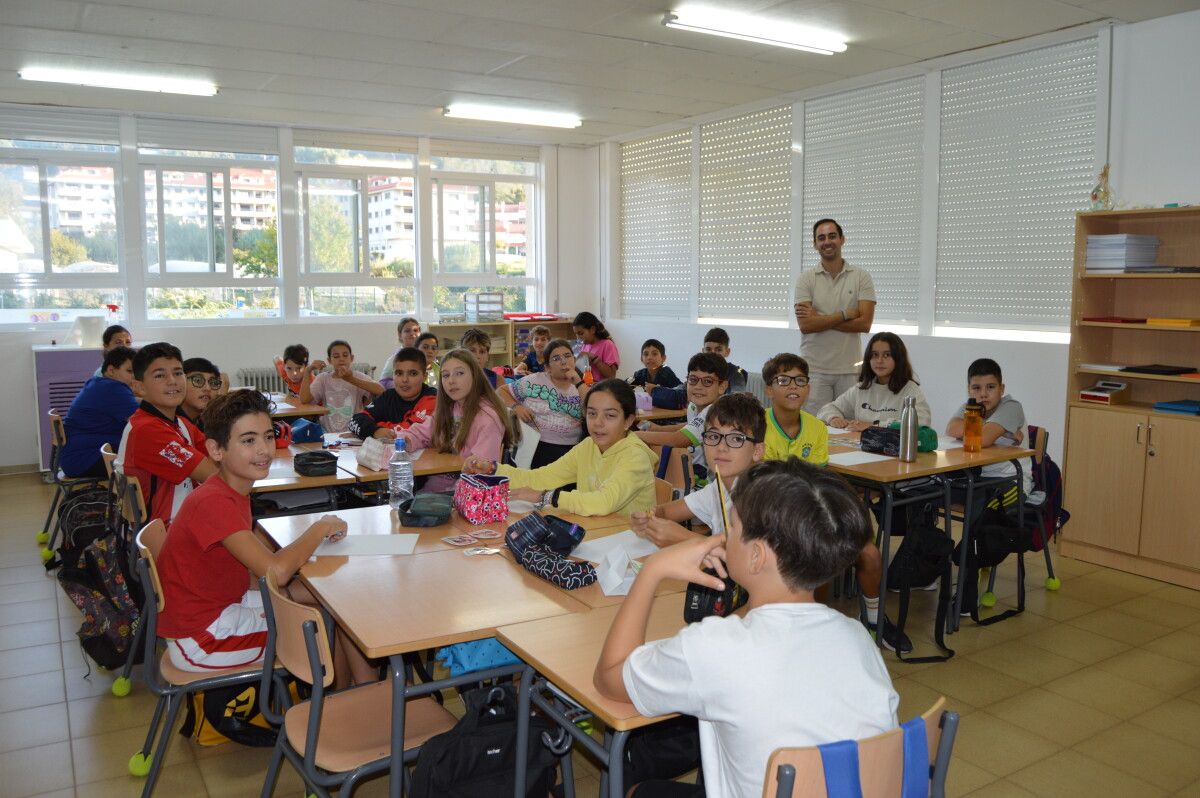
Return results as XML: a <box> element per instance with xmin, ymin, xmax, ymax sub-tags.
<box><xmin>333</xmin><ymin>447</ymin><xmax>464</xmax><ymax>482</ymax></box>
<box><xmin>637</xmin><ymin>407</ymin><xmax>687</xmax><ymax>422</ymax></box>
<box><xmin>498</xmin><ymin>594</ymin><xmax>688</xmax><ymax>797</ymax></box>
<box><xmin>268</xmin><ymin>393</ymin><xmax>328</xmax><ymax>418</ymax></box>
<box><xmin>450</xmin><ymin>509</ymin><xmax>630</xmax><ymax>535</ymax></box>
<box><xmin>257</xmin><ymin>504</ymin><xmax>459</xmax><ymax>555</ymax></box>
<box><xmin>251</xmin><ymin>445</ymin><xmax>356</xmax><ymax>493</ymax></box>
<box><xmin>827</xmin><ymin>439</ymin><xmax>1034</xmax><ymax>483</ymax></box>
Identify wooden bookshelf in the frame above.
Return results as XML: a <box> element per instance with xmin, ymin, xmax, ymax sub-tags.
<box><xmin>1062</xmin><ymin>207</ymin><xmax>1200</xmax><ymax>589</ymax></box>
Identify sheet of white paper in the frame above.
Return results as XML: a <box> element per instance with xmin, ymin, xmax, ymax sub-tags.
<box><xmin>323</xmin><ymin>432</ymin><xmax>362</xmax><ymax>446</ymax></box>
<box><xmin>828</xmin><ymin>450</ymin><xmax>895</xmax><ymax>466</ymax></box>
<box><xmin>937</xmin><ymin>436</ymin><xmax>962</xmax><ymax>451</ymax></box>
<box><xmin>572</xmin><ymin>529</ymin><xmax>660</xmax><ymax>564</ymax></box>
<box><xmin>314</xmin><ymin>534</ymin><xmax>418</xmax><ymax>557</ymax></box>
<box><xmin>597</xmin><ymin>547</ymin><xmax>638</xmax><ymax>596</ymax></box>
<box><xmin>513</xmin><ymin>420</ymin><xmax>541</xmax><ymax>470</ymax></box>
<box><xmin>507</xmin><ymin>499</ymin><xmax>538</xmax><ymax>513</ymax></box>
<box><xmin>824</xmin><ymin>425</ymin><xmax>853</xmax><ymax>436</ymax></box>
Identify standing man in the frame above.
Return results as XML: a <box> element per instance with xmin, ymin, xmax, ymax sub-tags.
<box><xmin>794</xmin><ymin>219</ymin><xmax>876</xmax><ymax>414</ymax></box>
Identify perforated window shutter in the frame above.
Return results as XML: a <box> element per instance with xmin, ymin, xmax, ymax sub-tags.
<box><xmin>802</xmin><ymin>78</ymin><xmax>924</xmax><ymax>323</ymax></box>
<box><xmin>936</xmin><ymin>37</ymin><xmax>1096</xmax><ymax>329</ymax></box>
<box><xmin>137</xmin><ymin>118</ymin><xmax>279</xmax><ymax>155</ymax></box>
<box><xmin>0</xmin><ymin>106</ymin><xmax>120</xmax><ymax>145</ymax></box>
<box><xmin>698</xmin><ymin>106</ymin><xmax>792</xmax><ymax>321</ymax></box>
<box><xmin>620</xmin><ymin>129</ymin><xmax>694</xmax><ymax>320</ymax></box>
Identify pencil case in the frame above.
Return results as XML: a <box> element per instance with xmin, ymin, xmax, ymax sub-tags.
<box><xmin>454</xmin><ymin>473</ymin><xmax>510</xmax><ymax>524</ymax></box>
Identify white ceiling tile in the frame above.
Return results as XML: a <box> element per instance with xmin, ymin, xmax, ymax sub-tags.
<box><xmin>758</xmin><ymin>67</ymin><xmax>866</xmax><ymax>92</ymax></box>
<box><xmin>1076</xmin><ymin>0</ymin><xmax>1200</xmax><ymax>22</ymax></box>
<box><xmin>908</xmin><ymin>0</ymin><xmax>1101</xmax><ymax>39</ymax></box>
<box><xmin>890</xmin><ymin>29</ymin><xmax>1001</xmax><ymax>59</ymax></box>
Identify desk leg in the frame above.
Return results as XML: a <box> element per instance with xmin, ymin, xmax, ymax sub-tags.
<box><xmin>602</xmin><ymin>729</ymin><xmax>631</xmax><ymax>798</ymax></box>
<box><xmin>943</xmin><ymin>479</ymin><xmax>955</xmax><ymax>636</ymax></box>
<box><xmin>952</xmin><ymin>472</ymin><xmax>976</xmax><ymax>632</ymax></box>
<box><xmin>389</xmin><ymin>654</ymin><xmax>407</xmax><ymax>798</ymax></box>
<box><xmin>874</xmin><ymin>485</ymin><xmax>895</xmax><ymax>648</ymax></box>
<box><xmin>513</xmin><ymin>666</ymin><xmax>535</xmax><ymax>798</ymax></box>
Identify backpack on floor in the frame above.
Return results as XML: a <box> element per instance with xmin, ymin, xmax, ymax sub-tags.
<box><xmin>621</xmin><ymin>715</ymin><xmax>702</xmax><ymax>794</ymax></box>
<box><xmin>1028</xmin><ymin>430</ymin><xmax>1070</xmax><ymax>551</ymax></box>
<box><xmin>887</xmin><ymin>502</ymin><xmax>956</xmax><ymax>663</ymax></box>
<box><xmin>410</xmin><ymin>684</ymin><xmax>560</xmax><ymax>798</ymax></box>
<box><xmin>57</xmin><ymin>530</ymin><xmax>142</xmax><ymax>670</ymax></box>
<box><xmin>955</xmin><ymin>505</ymin><xmax>1027</xmax><ymax>626</ymax></box>
<box><xmin>44</xmin><ymin>486</ymin><xmax>111</xmax><ymax>572</ymax></box>
<box><xmin>179</xmin><ymin>682</ymin><xmax>278</xmax><ymax>747</ymax></box>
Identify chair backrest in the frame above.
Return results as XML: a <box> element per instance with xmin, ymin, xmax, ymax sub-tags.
<box><xmin>1030</xmin><ymin>425</ymin><xmax>1048</xmax><ymax>466</ymax></box>
<box><xmin>654</xmin><ymin>477</ymin><xmax>675</xmax><ymax>505</ymax></box>
<box><xmin>100</xmin><ymin>443</ymin><xmax>117</xmax><ymax>479</ymax></box>
<box><xmin>48</xmin><ymin>409</ymin><xmax>67</xmax><ymax>449</ymax></box>
<box><xmin>765</xmin><ymin>698</ymin><xmax>954</xmax><ymax>798</ymax></box>
<box><xmin>118</xmin><ymin>474</ymin><xmax>148</xmax><ymax>528</ymax></box>
<box><xmin>263</xmin><ymin>573</ymin><xmax>335</xmax><ymax>688</ymax></box>
<box><xmin>135</xmin><ymin>519</ymin><xmax>168</xmax><ymax>613</ymax></box>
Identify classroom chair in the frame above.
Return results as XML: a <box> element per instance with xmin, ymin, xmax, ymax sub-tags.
<box><xmin>129</xmin><ymin>520</ymin><xmax>271</xmax><ymax>797</ymax></box>
<box><xmin>654</xmin><ymin>477</ymin><xmax>676</xmax><ymax>505</ymax></box>
<box><xmin>112</xmin><ymin>471</ymin><xmax>150</xmax><ymax>698</ymax></box>
<box><xmin>765</xmin><ymin>697</ymin><xmax>959</xmax><ymax>798</ymax></box>
<box><xmin>255</xmin><ymin>573</ymin><xmax>457</xmax><ymax>798</ymax></box>
<box><xmin>38</xmin><ymin>408</ymin><xmax>107</xmax><ymax>557</ymax></box>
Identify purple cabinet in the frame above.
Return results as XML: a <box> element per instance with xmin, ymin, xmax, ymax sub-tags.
<box><xmin>33</xmin><ymin>346</ymin><xmax>102</xmax><ymax>471</ymax></box>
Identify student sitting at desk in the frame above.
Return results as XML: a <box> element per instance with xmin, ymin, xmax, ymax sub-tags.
<box><xmin>395</xmin><ymin>349</ymin><xmax>512</xmax><ymax>494</ymax></box>
<box><xmin>62</xmin><ymin>346</ymin><xmax>139</xmax><ymax>479</ymax></box>
<box><xmin>461</xmin><ymin>328</ymin><xmax>499</xmax><ymax>388</ymax></box>
<box><xmin>416</xmin><ymin>332</ymin><xmax>441</xmax><ymax>387</ymax></box>
<box><xmin>273</xmin><ymin>344</ymin><xmax>309</xmax><ymax>399</ymax></box>
<box><xmin>636</xmin><ymin>352</ymin><xmax>729</xmax><ymax>488</ymax></box>
<box><xmin>179</xmin><ymin>357</ymin><xmax>228</xmax><ymax>433</ymax></box>
<box><xmin>945</xmin><ymin>357</ymin><xmax>1031</xmax><ymax>506</ymax></box>
<box><xmin>464</xmin><ymin>379</ymin><xmax>656</xmax><ymax>516</ymax></box>
<box><xmin>92</xmin><ymin>324</ymin><xmax>132</xmax><ymax>378</ymax></box>
<box><xmin>818</xmin><ymin>332</ymin><xmax>931</xmax><ymax>430</ymax></box>
<box><xmin>378</xmin><ymin>316</ymin><xmax>422</xmax><ymax>390</ymax></box>
<box><xmin>628</xmin><ymin>338</ymin><xmax>681</xmax><ymax>391</ymax></box>
<box><xmin>349</xmin><ymin>347</ymin><xmax>437</xmax><ymax>441</ymax></box>
<box><xmin>514</xmin><ymin>324</ymin><xmax>552</xmax><ymax>376</ymax></box>
<box><xmin>595</xmin><ymin>458</ymin><xmax>898</xmax><ymax>798</ymax></box>
<box><xmin>155</xmin><ymin>390</ymin><xmax>375</xmax><ymax>685</ymax></box>
<box><xmin>299</xmin><ymin>339</ymin><xmax>383</xmax><ymax>434</ymax></box>
<box><xmin>573</xmin><ymin>311</ymin><xmax>620</xmax><ymax>382</ymax></box>
<box><xmin>499</xmin><ymin>338</ymin><xmax>585</xmax><ymax>468</ymax></box>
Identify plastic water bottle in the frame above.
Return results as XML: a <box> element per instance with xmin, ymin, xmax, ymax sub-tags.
<box><xmin>388</xmin><ymin>439</ymin><xmax>414</xmax><ymax>509</ymax></box>
<box><xmin>963</xmin><ymin>399</ymin><xmax>984</xmax><ymax>454</ymax></box>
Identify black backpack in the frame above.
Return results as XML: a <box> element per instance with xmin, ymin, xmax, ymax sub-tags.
<box><xmin>621</xmin><ymin>715</ymin><xmax>702</xmax><ymax>793</ymax></box>
<box><xmin>44</xmin><ymin>486</ymin><xmax>111</xmax><ymax>572</ymax></box>
<box><xmin>955</xmin><ymin>506</ymin><xmax>1027</xmax><ymax>626</ymax></box>
<box><xmin>887</xmin><ymin>502</ymin><xmax>956</xmax><ymax>663</ymax></box>
<box><xmin>410</xmin><ymin>684</ymin><xmax>560</xmax><ymax>798</ymax></box>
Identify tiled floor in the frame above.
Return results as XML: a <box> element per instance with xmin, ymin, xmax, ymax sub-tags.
<box><xmin>2</xmin><ymin>471</ymin><xmax>1200</xmax><ymax>797</ymax></box>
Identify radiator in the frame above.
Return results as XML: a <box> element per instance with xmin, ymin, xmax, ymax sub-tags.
<box><xmin>236</xmin><ymin>364</ymin><xmax>376</xmax><ymax>393</ymax></box>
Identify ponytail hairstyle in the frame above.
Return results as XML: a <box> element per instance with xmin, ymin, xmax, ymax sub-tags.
<box><xmin>430</xmin><ymin>349</ymin><xmax>514</xmax><ymax>454</ymax></box>
<box><xmin>572</xmin><ymin>311</ymin><xmax>611</xmax><ymax>340</ymax></box>
<box><xmin>857</xmin><ymin>332</ymin><xmax>917</xmax><ymax>394</ymax></box>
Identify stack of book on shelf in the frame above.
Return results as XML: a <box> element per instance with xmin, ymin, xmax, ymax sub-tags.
<box><xmin>1152</xmin><ymin>399</ymin><xmax>1200</xmax><ymax>416</ymax></box>
<box><xmin>1085</xmin><ymin>234</ymin><xmax>1160</xmax><ymax>273</ymax></box>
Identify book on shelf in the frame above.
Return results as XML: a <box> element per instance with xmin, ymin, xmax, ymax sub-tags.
<box><xmin>1081</xmin><ymin>316</ymin><xmax>1148</xmax><ymax>323</ymax></box>
<box><xmin>1085</xmin><ymin>233</ymin><xmax>1161</xmax><ymax>272</ymax></box>
<box><xmin>1146</xmin><ymin>318</ymin><xmax>1200</xmax><ymax>327</ymax></box>
<box><xmin>1151</xmin><ymin>399</ymin><xmax>1200</xmax><ymax>416</ymax></box>
<box><xmin>1120</xmin><ymin>364</ymin><xmax>1196</xmax><ymax>376</ymax></box>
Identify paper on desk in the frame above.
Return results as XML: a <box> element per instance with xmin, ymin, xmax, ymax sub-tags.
<box><xmin>323</xmin><ymin>432</ymin><xmax>362</xmax><ymax>446</ymax></box>
<box><xmin>824</xmin><ymin>425</ymin><xmax>853</xmax><ymax>435</ymax></box>
<box><xmin>314</xmin><ymin>534</ymin><xmax>418</xmax><ymax>557</ymax></box>
<box><xmin>828</xmin><ymin>450</ymin><xmax>894</xmax><ymax>466</ymax></box>
<box><xmin>508</xmin><ymin>499</ymin><xmax>538</xmax><ymax>513</ymax></box>
<box><xmin>572</xmin><ymin>529</ymin><xmax>660</xmax><ymax>564</ymax></box>
<box><xmin>597</xmin><ymin>547</ymin><xmax>641</xmax><ymax>596</ymax></box>
<box><xmin>937</xmin><ymin>436</ymin><xmax>962</xmax><ymax>451</ymax></box>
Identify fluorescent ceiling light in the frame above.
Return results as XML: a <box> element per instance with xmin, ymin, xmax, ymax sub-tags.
<box><xmin>18</xmin><ymin>66</ymin><xmax>217</xmax><ymax>96</ymax></box>
<box><xmin>444</xmin><ymin>103</ymin><xmax>581</xmax><ymax>129</ymax></box>
<box><xmin>662</xmin><ymin>9</ymin><xmax>846</xmax><ymax>55</ymax></box>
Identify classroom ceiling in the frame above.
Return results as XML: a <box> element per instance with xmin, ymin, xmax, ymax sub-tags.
<box><xmin>2</xmin><ymin>0</ymin><xmax>1200</xmax><ymax>147</ymax></box>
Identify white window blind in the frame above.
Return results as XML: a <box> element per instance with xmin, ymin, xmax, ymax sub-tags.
<box><xmin>137</xmin><ymin>118</ymin><xmax>279</xmax><ymax>156</ymax></box>
<box><xmin>802</xmin><ymin>78</ymin><xmax>924</xmax><ymax>323</ymax></box>
<box><xmin>0</xmin><ymin>107</ymin><xmax>120</xmax><ymax>145</ymax></box>
<box><xmin>698</xmin><ymin>106</ymin><xmax>792</xmax><ymax>321</ymax></box>
<box><xmin>936</xmin><ymin>37</ymin><xmax>1096</xmax><ymax>329</ymax></box>
<box><xmin>620</xmin><ymin>129</ymin><xmax>694</xmax><ymax>320</ymax></box>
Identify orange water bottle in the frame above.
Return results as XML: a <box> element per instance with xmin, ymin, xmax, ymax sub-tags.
<box><xmin>963</xmin><ymin>399</ymin><xmax>983</xmax><ymax>453</ymax></box>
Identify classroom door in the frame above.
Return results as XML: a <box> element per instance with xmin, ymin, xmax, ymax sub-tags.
<box><xmin>1063</xmin><ymin>406</ymin><xmax>1146</xmax><ymax>555</ymax></box>
<box><xmin>1137</xmin><ymin>415</ymin><xmax>1200</xmax><ymax>570</ymax></box>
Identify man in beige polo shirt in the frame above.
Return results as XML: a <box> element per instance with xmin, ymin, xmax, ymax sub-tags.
<box><xmin>794</xmin><ymin>218</ymin><xmax>876</xmax><ymax>414</ymax></box>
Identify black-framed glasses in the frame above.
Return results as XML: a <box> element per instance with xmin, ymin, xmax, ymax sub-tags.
<box><xmin>686</xmin><ymin>375</ymin><xmax>719</xmax><ymax>388</ymax></box>
<box><xmin>548</xmin><ymin>353</ymin><xmax>574</xmax><ymax>364</ymax></box>
<box><xmin>701</xmin><ymin>430</ymin><xmax>759</xmax><ymax>448</ymax></box>
<box><xmin>771</xmin><ymin>375</ymin><xmax>809</xmax><ymax>387</ymax></box>
<box><xmin>187</xmin><ymin>374</ymin><xmax>222</xmax><ymax>389</ymax></box>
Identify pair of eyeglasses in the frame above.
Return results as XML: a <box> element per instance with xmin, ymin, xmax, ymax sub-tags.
<box><xmin>548</xmin><ymin>353</ymin><xmax>574</xmax><ymax>364</ymax></box>
<box><xmin>187</xmin><ymin>374</ymin><xmax>222</xmax><ymax>389</ymax></box>
<box><xmin>686</xmin><ymin>375</ymin><xmax>719</xmax><ymax>388</ymax></box>
<box><xmin>772</xmin><ymin>375</ymin><xmax>809</xmax><ymax>387</ymax></box>
<box><xmin>701</xmin><ymin>430</ymin><xmax>759</xmax><ymax>448</ymax></box>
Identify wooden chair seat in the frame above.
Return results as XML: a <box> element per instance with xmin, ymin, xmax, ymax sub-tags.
<box><xmin>282</xmin><ymin>682</ymin><xmax>456</xmax><ymax>773</ymax></box>
<box><xmin>158</xmin><ymin>651</ymin><xmax>268</xmax><ymax>687</ymax></box>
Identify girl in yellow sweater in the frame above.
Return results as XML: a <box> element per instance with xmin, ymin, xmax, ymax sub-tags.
<box><xmin>463</xmin><ymin>379</ymin><xmax>657</xmax><ymax>516</ymax></box>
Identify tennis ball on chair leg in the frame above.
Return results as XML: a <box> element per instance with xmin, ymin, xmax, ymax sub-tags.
<box><xmin>980</xmin><ymin>591</ymin><xmax>997</xmax><ymax>608</ymax></box>
<box><xmin>128</xmin><ymin>751</ymin><xmax>152</xmax><ymax>777</ymax></box>
<box><xmin>111</xmin><ymin>676</ymin><xmax>132</xmax><ymax>697</ymax></box>
<box><xmin>1045</xmin><ymin>576</ymin><xmax>1062</xmax><ymax>591</ymax></box>
<box><xmin>40</xmin><ymin>547</ymin><xmax>54</xmax><ymax>563</ymax></box>
<box><xmin>36</xmin><ymin>531</ymin><xmax>49</xmax><ymax>544</ymax></box>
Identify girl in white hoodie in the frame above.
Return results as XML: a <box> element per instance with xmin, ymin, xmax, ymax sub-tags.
<box><xmin>818</xmin><ymin>332</ymin><xmax>931</xmax><ymax>430</ymax></box>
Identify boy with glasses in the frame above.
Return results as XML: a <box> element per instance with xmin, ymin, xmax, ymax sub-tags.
<box><xmin>761</xmin><ymin>352</ymin><xmax>910</xmax><ymax>653</ymax></box>
<box><xmin>180</xmin><ymin>357</ymin><xmax>228</xmax><ymax>433</ymax></box>
<box><xmin>631</xmin><ymin>393</ymin><xmax>765</xmax><ymax>547</ymax></box>
<box><xmin>636</xmin><ymin>352</ymin><xmax>729</xmax><ymax>488</ymax></box>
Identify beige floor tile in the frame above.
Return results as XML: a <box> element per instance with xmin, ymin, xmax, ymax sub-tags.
<box><xmin>1018</xmin><ymin>623</ymin><xmax>1130</xmax><ymax>665</ymax></box>
<box><xmin>1143</xmin><ymin>629</ymin><xmax>1200</xmax><ymax>667</ymax></box>
<box><xmin>0</xmin><ymin>565</ymin><xmax>55</xmax><ymax>587</ymax></box>
<box><xmin>966</xmin><ymin>778</ymin><xmax>1039</xmax><ymax>797</ymax></box>
<box><xmin>893</xmin><ymin>676</ymin><xmax>975</xmax><ymax>722</ymax></box>
<box><xmin>58</xmin><ymin>618</ymin><xmax>77</xmax><ymax>643</ymax></box>
<box><xmin>573</xmin><ymin>774</ymin><xmax>601</xmax><ymax>796</ymax></box>
<box><xmin>1129</xmin><ymin>699</ymin><xmax>1200</xmax><ymax>750</ymax></box>
<box><xmin>1066</xmin><ymin>608</ymin><xmax>1174</xmax><ymax>646</ymax></box>
<box><xmin>1042</xmin><ymin>665</ymin><xmax>1171</xmax><ymax>720</ymax></box>
<box><xmin>196</xmin><ymin>742</ymin><xmax>306</xmax><ymax>797</ymax></box>
<box><xmin>0</xmin><ymin>672</ymin><xmax>66</xmax><ymax>713</ymax></box>
<box><xmin>1178</xmin><ymin>780</ymin><xmax>1200</xmax><ymax>798</ymax></box>
<box><xmin>1052</xmin><ymin>575</ymin><xmax>1143</xmax><ymax>608</ymax></box>
<box><xmin>67</xmin><ymin>691</ymin><xmax>162</xmax><ymax>739</ymax></box>
<box><xmin>0</xmin><ymin>620</ymin><xmax>62</xmax><ymax>652</ymax></box>
<box><xmin>951</xmin><ymin>711</ymin><xmax>1060</xmax><ymax>777</ymax></box>
<box><xmin>1093</xmin><ymin>649</ymin><xmax>1200</xmax><ymax>696</ymax></box>
<box><xmin>1108</xmin><ymin>594</ymin><xmax>1200</xmax><ymax>630</ymax></box>
<box><xmin>0</xmin><ymin>642</ymin><xmax>62</xmax><ymax>680</ymax></box>
<box><xmin>26</xmin><ymin>790</ymin><xmax>76</xmax><ymax>798</ymax></box>
<box><xmin>1184</xmin><ymin>684</ymin><xmax>1200</xmax><ymax>706</ymax></box>
<box><xmin>83</xmin><ymin>760</ymin><xmax>208</xmax><ymax>798</ymax></box>
<box><xmin>909</xmin><ymin>657</ymin><xmax>1032</xmax><ymax>709</ymax></box>
<box><xmin>63</xmin><ymin>666</ymin><xmax>121</xmax><ymax>701</ymax></box>
<box><xmin>987</xmin><ymin>688</ymin><xmax>1118</xmax><ymax>747</ymax></box>
<box><xmin>1045</xmin><ymin>555</ymin><xmax>1100</xmax><ymax>579</ymax></box>
<box><xmin>0</xmin><ymin>598</ymin><xmax>59</xmax><ymax>627</ymax></box>
<box><xmin>0</xmin><ymin>580</ymin><xmax>57</xmax><ymax>607</ymax></box>
<box><xmin>572</xmin><ymin>743</ymin><xmax>602</xmax><ymax>778</ymax></box>
<box><xmin>1008</xmin><ymin>748</ymin><xmax>1166</xmax><ymax>798</ymax></box>
<box><xmin>1080</xmin><ymin>568</ymin><xmax>1168</xmax><ymax>593</ymax></box>
<box><xmin>945</xmin><ymin>757</ymin><xmax>996</xmax><ymax>795</ymax></box>
<box><xmin>71</xmin><ymin>723</ymin><xmax>195</xmax><ymax>785</ymax></box>
<box><xmin>1150</xmin><ymin>583</ymin><xmax>1200</xmax><ymax>610</ymax></box>
<box><xmin>966</xmin><ymin>637</ymin><xmax>1083</xmax><ymax>684</ymax></box>
<box><xmin>1012</xmin><ymin>590</ymin><xmax>1098</xmax><ymax>622</ymax></box>
<box><xmin>0</xmin><ymin>740</ymin><xmax>75</xmax><ymax>797</ymax></box>
<box><xmin>0</xmin><ymin>702</ymin><xmax>70</xmax><ymax>754</ymax></box>
<box><xmin>1072</xmin><ymin>722</ymin><xmax>1200</xmax><ymax>792</ymax></box>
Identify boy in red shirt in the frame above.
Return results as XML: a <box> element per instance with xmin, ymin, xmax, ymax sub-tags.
<box><xmin>116</xmin><ymin>342</ymin><xmax>216</xmax><ymax>526</ymax></box>
<box><xmin>156</xmin><ymin>390</ymin><xmax>374</xmax><ymax>682</ymax></box>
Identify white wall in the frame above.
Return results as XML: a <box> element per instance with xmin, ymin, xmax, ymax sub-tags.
<box><xmin>554</xmin><ymin>146</ymin><xmax>601</xmax><ymax>315</ymax></box>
